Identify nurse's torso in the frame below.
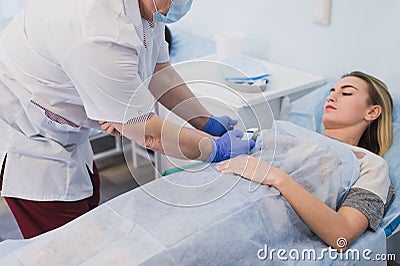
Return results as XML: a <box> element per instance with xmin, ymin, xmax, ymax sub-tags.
<box><xmin>0</xmin><ymin>0</ymin><xmax>166</xmax><ymax>201</ymax></box>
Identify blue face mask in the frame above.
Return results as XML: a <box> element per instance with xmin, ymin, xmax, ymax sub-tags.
<box><xmin>152</xmin><ymin>0</ymin><xmax>193</xmax><ymax>24</ymax></box>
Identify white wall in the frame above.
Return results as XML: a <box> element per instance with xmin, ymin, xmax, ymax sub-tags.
<box><xmin>172</xmin><ymin>0</ymin><xmax>400</xmax><ymax>98</ymax></box>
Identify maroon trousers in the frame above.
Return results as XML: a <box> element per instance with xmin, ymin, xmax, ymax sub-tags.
<box><xmin>0</xmin><ymin>156</ymin><xmax>100</xmax><ymax>239</ymax></box>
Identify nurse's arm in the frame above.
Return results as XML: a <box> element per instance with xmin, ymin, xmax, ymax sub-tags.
<box><xmin>149</xmin><ymin>62</ymin><xmax>211</xmax><ymax>131</ymax></box>
<box><xmin>109</xmin><ymin>114</ymin><xmax>214</xmax><ymax>161</ymax></box>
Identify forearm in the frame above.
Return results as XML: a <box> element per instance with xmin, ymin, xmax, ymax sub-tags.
<box><xmin>150</xmin><ymin>62</ymin><xmax>210</xmax><ymax>130</ymax></box>
<box><xmin>112</xmin><ymin>115</ymin><xmax>213</xmax><ymax>161</ymax></box>
<box><xmin>274</xmin><ymin>176</ymin><xmax>367</xmax><ymax>250</ymax></box>
<box><xmin>155</xmin><ymin>117</ymin><xmax>213</xmax><ymax>160</ymax></box>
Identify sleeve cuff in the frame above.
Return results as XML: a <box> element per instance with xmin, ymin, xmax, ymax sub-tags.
<box><xmin>342</xmin><ymin>187</ymin><xmax>384</xmax><ymax>231</ymax></box>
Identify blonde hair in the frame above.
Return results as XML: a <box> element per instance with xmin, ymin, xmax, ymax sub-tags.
<box><xmin>342</xmin><ymin>71</ymin><xmax>393</xmax><ymax>156</ymax></box>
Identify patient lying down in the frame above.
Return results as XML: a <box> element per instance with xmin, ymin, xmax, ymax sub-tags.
<box><xmin>217</xmin><ymin>71</ymin><xmax>394</xmax><ymax>250</ymax></box>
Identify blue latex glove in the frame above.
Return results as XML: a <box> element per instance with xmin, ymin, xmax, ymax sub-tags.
<box><xmin>206</xmin><ymin>129</ymin><xmax>256</xmax><ymax>163</ymax></box>
<box><xmin>203</xmin><ymin>115</ymin><xmax>238</xmax><ymax>136</ymax></box>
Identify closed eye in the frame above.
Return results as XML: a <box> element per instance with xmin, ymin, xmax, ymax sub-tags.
<box><xmin>330</xmin><ymin>88</ymin><xmax>353</xmax><ymax>96</ymax></box>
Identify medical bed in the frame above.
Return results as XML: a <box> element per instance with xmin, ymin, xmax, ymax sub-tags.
<box><xmin>0</xmin><ymin>81</ymin><xmax>398</xmax><ymax>265</ymax></box>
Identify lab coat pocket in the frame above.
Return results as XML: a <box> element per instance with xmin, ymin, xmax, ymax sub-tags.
<box><xmin>25</xmin><ymin>101</ymin><xmax>88</xmax><ymax>146</ymax></box>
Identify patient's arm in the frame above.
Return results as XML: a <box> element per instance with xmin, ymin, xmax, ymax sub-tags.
<box><xmin>216</xmin><ymin>156</ymin><xmax>369</xmax><ymax>251</ymax></box>
<box><xmin>101</xmin><ymin>114</ymin><xmax>213</xmax><ymax>161</ymax></box>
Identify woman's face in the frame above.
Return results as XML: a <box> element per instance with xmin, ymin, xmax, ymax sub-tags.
<box><xmin>322</xmin><ymin>76</ymin><xmax>372</xmax><ymax>130</ymax></box>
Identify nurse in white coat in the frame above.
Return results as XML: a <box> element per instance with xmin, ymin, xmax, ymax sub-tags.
<box><xmin>0</xmin><ymin>0</ymin><xmax>254</xmax><ymax>238</ymax></box>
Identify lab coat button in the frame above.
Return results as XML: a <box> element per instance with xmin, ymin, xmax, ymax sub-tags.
<box><xmin>48</xmin><ymin>121</ymin><xmax>52</xmax><ymax>125</ymax></box>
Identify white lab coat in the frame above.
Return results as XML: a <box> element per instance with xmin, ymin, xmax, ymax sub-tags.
<box><xmin>0</xmin><ymin>0</ymin><xmax>169</xmax><ymax>201</ymax></box>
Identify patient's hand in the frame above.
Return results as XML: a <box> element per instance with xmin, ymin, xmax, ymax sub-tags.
<box><xmin>216</xmin><ymin>156</ymin><xmax>289</xmax><ymax>188</ymax></box>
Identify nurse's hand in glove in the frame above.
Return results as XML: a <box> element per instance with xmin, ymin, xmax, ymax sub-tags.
<box><xmin>99</xmin><ymin>121</ymin><xmax>122</xmax><ymax>136</ymax></box>
<box><xmin>206</xmin><ymin>129</ymin><xmax>255</xmax><ymax>163</ymax></box>
<box><xmin>203</xmin><ymin>115</ymin><xmax>238</xmax><ymax>136</ymax></box>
